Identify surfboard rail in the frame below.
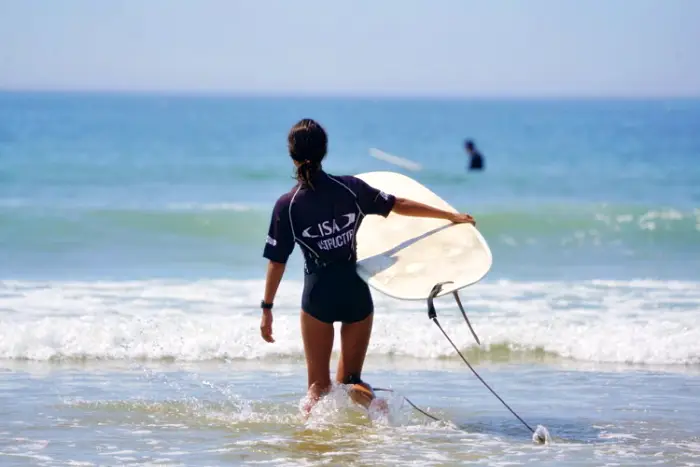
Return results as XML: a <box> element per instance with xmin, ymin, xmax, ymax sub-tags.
<box><xmin>354</xmin><ymin>171</ymin><xmax>492</xmax><ymax>301</ymax></box>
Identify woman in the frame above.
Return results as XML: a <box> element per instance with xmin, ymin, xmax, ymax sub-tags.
<box><xmin>260</xmin><ymin>118</ymin><xmax>476</xmax><ymax>414</ymax></box>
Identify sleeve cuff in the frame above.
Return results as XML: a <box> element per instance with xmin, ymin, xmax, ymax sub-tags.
<box><xmin>263</xmin><ymin>251</ymin><xmax>289</xmax><ymax>264</ymax></box>
<box><xmin>380</xmin><ymin>195</ymin><xmax>397</xmax><ymax>217</ymax></box>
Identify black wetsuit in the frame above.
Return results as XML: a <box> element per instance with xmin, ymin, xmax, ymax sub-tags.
<box><xmin>263</xmin><ymin>170</ymin><xmax>396</xmax><ymax>324</ymax></box>
<box><xmin>469</xmin><ymin>151</ymin><xmax>484</xmax><ymax>170</ymax></box>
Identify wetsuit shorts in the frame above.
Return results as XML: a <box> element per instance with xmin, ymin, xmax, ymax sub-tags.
<box><xmin>301</xmin><ymin>263</ymin><xmax>373</xmax><ymax>324</ymax></box>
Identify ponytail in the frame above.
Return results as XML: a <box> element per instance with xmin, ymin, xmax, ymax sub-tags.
<box><xmin>296</xmin><ymin>160</ymin><xmax>321</xmax><ymax>189</ymax></box>
<box><xmin>287</xmin><ymin>118</ymin><xmax>327</xmax><ymax>189</ymax></box>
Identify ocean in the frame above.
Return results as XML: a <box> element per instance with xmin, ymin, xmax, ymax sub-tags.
<box><xmin>0</xmin><ymin>91</ymin><xmax>699</xmax><ymax>466</ymax></box>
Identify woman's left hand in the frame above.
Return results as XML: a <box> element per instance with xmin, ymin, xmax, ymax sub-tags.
<box><xmin>449</xmin><ymin>212</ymin><xmax>476</xmax><ymax>225</ymax></box>
<box><xmin>260</xmin><ymin>309</ymin><xmax>274</xmax><ymax>343</ymax></box>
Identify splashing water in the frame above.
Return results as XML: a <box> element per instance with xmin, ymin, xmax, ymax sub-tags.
<box><xmin>299</xmin><ymin>383</ymin><xmax>421</xmax><ymax>431</ymax></box>
<box><xmin>533</xmin><ymin>424</ymin><xmax>552</xmax><ymax>445</ymax></box>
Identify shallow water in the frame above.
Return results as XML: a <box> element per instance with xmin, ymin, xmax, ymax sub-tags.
<box><xmin>2</xmin><ymin>359</ymin><xmax>699</xmax><ymax>466</ymax></box>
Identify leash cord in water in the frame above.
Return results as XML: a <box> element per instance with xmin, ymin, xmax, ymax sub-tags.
<box><xmin>370</xmin><ymin>282</ymin><xmax>538</xmax><ymax>437</ymax></box>
<box><xmin>427</xmin><ymin>282</ymin><xmax>535</xmax><ymax>434</ymax></box>
<box><xmin>373</xmin><ymin>387</ymin><xmax>441</xmax><ymax>422</ymax></box>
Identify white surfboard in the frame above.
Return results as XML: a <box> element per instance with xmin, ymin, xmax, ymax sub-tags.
<box><xmin>354</xmin><ymin>171</ymin><xmax>492</xmax><ymax>301</ymax></box>
<box><xmin>368</xmin><ymin>148</ymin><xmax>423</xmax><ymax>172</ymax></box>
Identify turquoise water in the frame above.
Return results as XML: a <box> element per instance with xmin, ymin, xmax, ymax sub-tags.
<box><xmin>1</xmin><ymin>92</ymin><xmax>699</xmax><ymax>466</ymax></box>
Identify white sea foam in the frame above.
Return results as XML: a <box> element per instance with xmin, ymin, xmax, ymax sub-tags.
<box><xmin>0</xmin><ymin>278</ymin><xmax>698</xmax><ymax>365</ymax></box>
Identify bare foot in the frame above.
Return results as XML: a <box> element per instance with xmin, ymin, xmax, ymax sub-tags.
<box><xmin>300</xmin><ymin>393</ymin><xmax>319</xmax><ymax>419</ymax></box>
<box><xmin>348</xmin><ymin>383</ymin><xmax>375</xmax><ymax>409</ymax></box>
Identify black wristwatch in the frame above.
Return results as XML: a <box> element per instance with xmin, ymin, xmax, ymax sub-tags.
<box><xmin>260</xmin><ymin>300</ymin><xmax>273</xmax><ymax>310</ymax></box>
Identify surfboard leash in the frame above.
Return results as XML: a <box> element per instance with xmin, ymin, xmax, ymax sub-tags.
<box><xmin>372</xmin><ymin>387</ymin><xmax>441</xmax><ymax>422</ymax></box>
<box><xmin>426</xmin><ymin>281</ymin><xmax>536</xmax><ymax>435</ymax></box>
<box><xmin>374</xmin><ymin>284</ymin><xmax>548</xmax><ymax>443</ymax></box>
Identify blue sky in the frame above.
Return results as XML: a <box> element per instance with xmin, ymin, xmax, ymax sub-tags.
<box><xmin>0</xmin><ymin>0</ymin><xmax>698</xmax><ymax>97</ymax></box>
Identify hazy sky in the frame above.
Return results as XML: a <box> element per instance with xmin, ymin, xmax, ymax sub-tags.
<box><xmin>1</xmin><ymin>0</ymin><xmax>698</xmax><ymax>97</ymax></box>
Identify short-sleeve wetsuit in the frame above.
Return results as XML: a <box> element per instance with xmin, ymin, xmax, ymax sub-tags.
<box><xmin>263</xmin><ymin>170</ymin><xmax>396</xmax><ymax>324</ymax></box>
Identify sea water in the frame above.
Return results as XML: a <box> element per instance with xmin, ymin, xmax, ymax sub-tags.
<box><xmin>1</xmin><ymin>92</ymin><xmax>699</xmax><ymax>466</ymax></box>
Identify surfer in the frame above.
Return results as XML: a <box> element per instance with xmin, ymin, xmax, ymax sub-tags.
<box><xmin>259</xmin><ymin>118</ymin><xmax>476</xmax><ymax>415</ymax></box>
<box><xmin>465</xmin><ymin>139</ymin><xmax>484</xmax><ymax>171</ymax></box>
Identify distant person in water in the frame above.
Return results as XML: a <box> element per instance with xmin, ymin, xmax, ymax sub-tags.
<box><xmin>465</xmin><ymin>140</ymin><xmax>484</xmax><ymax>171</ymax></box>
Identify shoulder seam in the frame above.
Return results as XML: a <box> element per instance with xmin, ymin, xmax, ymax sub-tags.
<box><xmin>326</xmin><ymin>174</ymin><xmax>358</xmax><ymax>198</ymax></box>
<box><xmin>326</xmin><ymin>174</ymin><xmax>365</xmax><ymax>217</ymax></box>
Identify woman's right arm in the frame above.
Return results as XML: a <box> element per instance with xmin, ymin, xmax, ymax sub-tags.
<box><xmin>392</xmin><ymin>197</ymin><xmax>476</xmax><ymax>225</ymax></box>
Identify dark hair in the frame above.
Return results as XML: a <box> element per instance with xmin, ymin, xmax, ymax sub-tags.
<box><xmin>465</xmin><ymin>139</ymin><xmax>475</xmax><ymax>150</ymax></box>
<box><xmin>288</xmin><ymin>118</ymin><xmax>328</xmax><ymax>188</ymax></box>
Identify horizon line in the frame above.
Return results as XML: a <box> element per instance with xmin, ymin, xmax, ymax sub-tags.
<box><xmin>1</xmin><ymin>87</ymin><xmax>699</xmax><ymax>101</ymax></box>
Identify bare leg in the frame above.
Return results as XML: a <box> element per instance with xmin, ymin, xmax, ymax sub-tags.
<box><xmin>336</xmin><ymin>312</ymin><xmax>374</xmax><ymax>385</ymax></box>
<box><xmin>300</xmin><ymin>309</ymin><xmax>334</xmax><ymax>413</ymax></box>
